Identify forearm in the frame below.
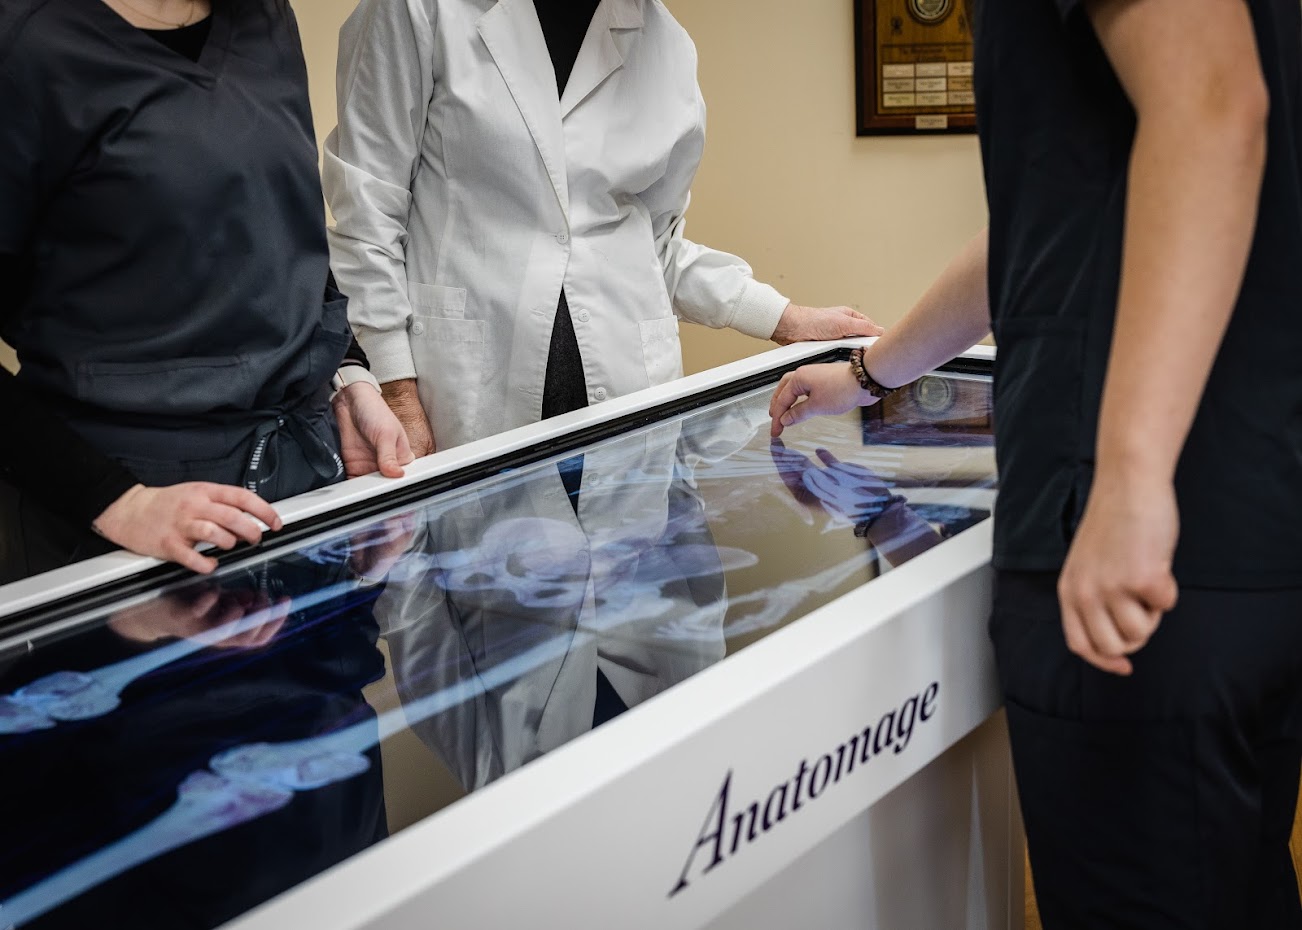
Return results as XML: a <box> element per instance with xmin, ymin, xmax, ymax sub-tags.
<box><xmin>862</xmin><ymin>229</ymin><xmax>990</xmax><ymax>388</ymax></box>
<box><xmin>663</xmin><ymin>231</ymin><xmax>790</xmax><ymax>339</ymax></box>
<box><xmin>1085</xmin><ymin>0</ymin><xmax>1269</xmax><ymax>487</ymax></box>
<box><xmin>1095</xmin><ymin>119</ymin><xmax>1266</xmax><ymax>484</ymax></box>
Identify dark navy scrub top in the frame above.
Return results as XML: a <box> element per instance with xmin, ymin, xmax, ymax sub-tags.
<box><xmin>0</xmin><ymin>0</ymin><xmax>350</xmax><ymax>471</ymax></box>
<box><xmin>974</xmin><ymin>0</ymin><xmax>1302</xmax><ymax>587</ymax></box>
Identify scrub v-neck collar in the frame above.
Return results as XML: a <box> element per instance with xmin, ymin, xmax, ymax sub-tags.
<box><xmin>80</xmin><ymin>0</ymin><xmax>231</xmax><ymax>86</ymax></box>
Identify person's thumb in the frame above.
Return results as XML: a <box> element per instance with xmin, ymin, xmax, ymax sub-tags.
<box><xmin>780</xmin><ymin>400</ymin><xmax>817</xmax><ymax>430</ymax></box>
<box><xmin>376</xmin><ymin>429</ymin><xmax>405</xmax><ymax>478</ymax></box>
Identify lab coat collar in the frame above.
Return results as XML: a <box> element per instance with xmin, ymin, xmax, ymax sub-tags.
<box><xmin>477</xmin><ymin>0</ymin><xmax>646</xmax><ymax>217</ymax></box>
<box><xmin>477</xmin><ymin>0</ymin><xmax>571</xmax><ymax>218</ymax></box>
<box><xmin>561</xmin><ymin>0</ymin><xmax>645</xmax><ymax>119</ymax></box>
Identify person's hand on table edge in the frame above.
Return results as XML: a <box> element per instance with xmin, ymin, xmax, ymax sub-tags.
<box><xmin>769</xmin><ymin>363</ymin><xmax>879</xmax><ymax>437</ymax></box>
<box><xmin>93</xmin><ymin>483</ymin><xmax>284</xmax><ymax>575</ymax></box>
<box><xmin>334</xmin><ymin>380</ymin><xmax>416</xmax><ymax>479</ymax></box>
<box><xmin>771</xmin><ymin>303</ymin><xmax>885</xmax><ymax>346</ymax></box>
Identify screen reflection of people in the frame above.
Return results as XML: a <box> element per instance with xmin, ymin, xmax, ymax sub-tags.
<box><xmin>375</xmin><ymin>407</ymin><xmax>769</xmax><ymax>793</ymax></box>
<box><xmin>0</xmin><ymin>553</ymin><xmax>390</xmax><ymax>930</ymax></box>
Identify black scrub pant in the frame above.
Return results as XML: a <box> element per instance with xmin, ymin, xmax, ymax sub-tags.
<box><xmin>992</xmin><ymin>572</ymin><xmax>1302</xmax><ymax>930</ymax></box>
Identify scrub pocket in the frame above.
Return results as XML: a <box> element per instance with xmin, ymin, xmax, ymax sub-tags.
<box><xmin>639</xmin><ymin>316</ymin><xmax>683</xmax><ymax>387</ymax></box>
<box><xmin>411</xmin><ymin>314</ymin><xmax>487</xmax><ymax>447</ymax></box>
<box><xmin>1003</xmin><ymin>698</ymin><xmax>1206</xmax><ymax>929</ymax></box>
<box><xmin>75</xmin><ymin>355</ymin><xmax>257</xmax><ymax>416</ymax></box>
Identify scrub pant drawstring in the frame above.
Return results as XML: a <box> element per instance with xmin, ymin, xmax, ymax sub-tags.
<box><xmin>241</xmin><ymin>411</ymin><xmax>344</xmax><ymax>500</ymax></box>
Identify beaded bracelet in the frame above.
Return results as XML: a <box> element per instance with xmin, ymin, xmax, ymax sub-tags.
<box><xmin>849</xmin><ymin>348</ymin><xmax>901</xmax><ymax>399</ymax></box>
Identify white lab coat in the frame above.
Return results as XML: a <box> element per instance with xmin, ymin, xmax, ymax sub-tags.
<box><xmin>374</xmin><ymin>402</ymin><xmax>768</xmax><ymax>791</ymax></box>
<box><xmin>377</xmin><ymin>428</ymin><xmax>727</xmax><ymax>790</ymax></box>
<box><xmin>324</xmin><ymin>0</ymin><xmax>791</xmax><ymax>449</ymax></box>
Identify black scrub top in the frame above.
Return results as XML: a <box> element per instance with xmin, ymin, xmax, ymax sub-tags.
<box><xmin>974</xmin><ymin>0</ymin><xmax>1302</xmax><ymax>588</ymax></box>
<box><xmin>0</xmin><ymin>0</ymin><xmax>350</xmax><ymax>468</ymax></box>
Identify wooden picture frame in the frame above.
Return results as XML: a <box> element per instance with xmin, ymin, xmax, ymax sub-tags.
<box><xmin>854</xmin><ymin>0</ymin><xmax>977</xmax><ymax>136</ymax></box>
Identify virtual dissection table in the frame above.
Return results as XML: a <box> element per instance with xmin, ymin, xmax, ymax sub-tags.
<box><xmin>0</xmin><ymin>344</ymin><xmax>1019</xmax><ymax>930</ymax></box>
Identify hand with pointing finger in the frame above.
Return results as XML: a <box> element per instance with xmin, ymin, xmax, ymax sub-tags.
<box><xmin>769</xmin><ymin>363</ymin><xmax>876</xmax><ymax>438</ymax></box>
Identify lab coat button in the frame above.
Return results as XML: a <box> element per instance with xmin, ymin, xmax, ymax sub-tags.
<box><xmin>411</xmin><ymin>320</ymin><xmax>426</xmax><ymax>336</ymax></box>
<box><xmin>576</xmin><ymin>309</ymin><xmax>591</xmax><ymax>323</ymax></box>
<box><xmin>556</xmin><ymin>232</ymin><xmax>570</xmax><ymax>245</ymax></box>
<box><xmin>594</xmin><ymin>387</ymin><xmax>608</xmax><ymax>402</ymax></box>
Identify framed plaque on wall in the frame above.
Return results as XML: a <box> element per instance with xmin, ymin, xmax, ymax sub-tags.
<box><xmin>855</xmin><ymin>0</ymin><xmax>977</xmax><ymax>136</ymax></box>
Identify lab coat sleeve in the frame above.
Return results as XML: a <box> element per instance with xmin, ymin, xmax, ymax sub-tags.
<box><xmin>648</xmin><ymin>93</ymin><xmax>791</xmax><ymax>341</ymax></box>
<box><xmin>322</xmin><ymin>0</ymin><xmax>438</xmax><ymax>385</ymax></box>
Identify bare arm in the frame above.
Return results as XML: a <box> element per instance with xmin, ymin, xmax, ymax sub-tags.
<box><xmin>1087</xmin><ymin>0</ymin><xmax>1266</xmax><ymax>488</ymax></box>
<box><xmin>1058</xmin><ymin>0</ymin><xmax>1269</xmax><ymax>675</ymax></box>
<box><xmin>861</xmin><ymin>228</ymin><xmax>990</xmax><ymax>388</ymax></box>
<box><xmin>770</xmin><ymin>229</ymin><xmax>989</xmax><ymax>434</ymax></box>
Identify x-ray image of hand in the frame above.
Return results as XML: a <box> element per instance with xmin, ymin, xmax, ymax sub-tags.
<box><xmin>769</xmin><ymin>440</ymin><xmax>901</xmax><ymax>526</ymax></box>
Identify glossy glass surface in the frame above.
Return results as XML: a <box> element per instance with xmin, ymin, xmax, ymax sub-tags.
<box><xmin>0</xmin><ymin>368</ymin><xmax>994</xmax><ymax>929</ymax></box>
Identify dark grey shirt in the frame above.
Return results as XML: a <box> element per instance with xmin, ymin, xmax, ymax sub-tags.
<box><xmin>976</xmin><ymin>0</ymin><xmax>1302</xmax><ymax>586</ymax></box>
<box><xmin>0</xmin><ymin>0</ymin><xmax>349</xmax><ymax>461</ymax></box>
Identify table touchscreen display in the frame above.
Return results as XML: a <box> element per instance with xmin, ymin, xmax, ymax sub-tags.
<box><xmin>0</xmin><ymin>367</ymin><xmax>994</xmax><ymax>929</ymax></box>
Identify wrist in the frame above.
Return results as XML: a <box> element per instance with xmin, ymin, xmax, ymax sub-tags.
<box><xmin>380</xmin><ymin>378</ymin><xmax>420</xmax><ymax>403</ymax></box>
<box><xmin>860</xmin><ymin>347</ymin><xmax>906</xmax><ymax>392</ymax></box>
<box><xmin>853</xmin><ymin>495</ymin><xmax>908</xmax><ymax>538</ymax></box>
<box><xmin>94</xmin><ymin>484</ymin><xmax>146</xmax><ymax>536</ymax></box>
<box><xmin>1090</xmin><ymin>459</ymin><xmax>1173</xmax><ymax>498</ymax></box>
<box><xmin>849</xmin><ymin>348</ymin><xmax>902</xmax><ymax>399</ymax></box>
<box><xmin>331</xmin><ymin>365</ymin><xmax>382</xmax><ymax>401</ymax></box>
<box><xmin>1095</xmin><ymin>436</ymin><xmax>1178</xmax><ymax>489</ymax></box>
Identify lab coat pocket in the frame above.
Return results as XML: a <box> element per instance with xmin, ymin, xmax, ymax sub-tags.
<box><xmin>639</xmin><ymin>317</ymin><xmax>683</xmax><ymax>387</ymax></box>
<box><xmin>410</xmin><ymin>283</ymin><xmax>468</xmax><ymax>320</ymax></box>
<box><xmin>411</xmin><ymin>316</ymin><xmax>487</xmax><ymax>448</ymax></box>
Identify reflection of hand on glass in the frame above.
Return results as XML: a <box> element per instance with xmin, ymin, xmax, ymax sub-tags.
<box><xmin>107</xmin><ymin>586</ymin><xmax>291</xmax><ymax>651</ymax></box>
<box><xmin>770</xmin><ymin>442</ymin><xmax>901</xmax><ymax>524</ymax></box>
<box><xmin>769</xmin><ymin>441</ymin><xmax>942</xmax><ymax>565</ymax></box>
<box><xmin>348</xmin><ymin>513</ymin><xmax>418</xmax><ymax>584</ymax></box>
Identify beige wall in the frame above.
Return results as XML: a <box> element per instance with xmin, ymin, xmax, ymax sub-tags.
<box><xmin>291</xmin><ymin>0</ymin><xmax>987</xmax><ymax>376</ymax></box>
<box><xmin>664</xmin><ymin>0</ymin><xmax>987</xmax><ymax>372</ymax></box>
<box><xmin>2</xmin><ymin>0</ymin><xmax>985</xmax><ymax>380</ymax></box>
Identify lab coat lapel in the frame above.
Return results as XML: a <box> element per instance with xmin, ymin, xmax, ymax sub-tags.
<box><xmin>477</xmin><ymin>0</ymin><xmax>570</xmax><ymax>217</ymax></box>
<box><xmin>560</xmin><ymin>0</ymin><xmax>645</xmax><ymax>120</ymax></box>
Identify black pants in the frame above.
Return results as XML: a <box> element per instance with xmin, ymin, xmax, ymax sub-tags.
<box><xmin>992</xmin><ymin>572</ymin><xmax>1302</xmax><ymax>930</ymax></box>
